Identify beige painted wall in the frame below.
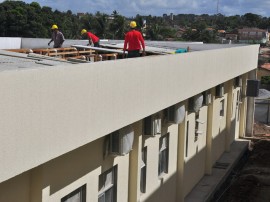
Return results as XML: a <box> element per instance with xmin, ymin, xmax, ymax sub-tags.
<box><xmin>0</xmin><ymin>74</ymin><xmax>253</xmax><ymax>202</ymax></box>
<box><xmin>0</xmin><ymin>45</ymin><xmax>259</xmax><ymax>185</ymax></box>
<box><xmin>139</xmin><ymin>120</ymin><xmax>179</xmax><ymax>202</ymax></box>
<box><xmin>211</xmin><ymin>93</ymin><xmax>228</xmax><ymax>165</ymax></box>
<box><xmin>0</xmin><ymin>136</ymin><xmax>130</xmax><ymax>202</ymax></box>
<box><xmin>183</xmin><ymin>106</ymin><xmax>208</xmax><ymax>197</ymax></box>
<box><xmin>0</xmin><ymin>172</ymin><xmax>30</xmax><ymax>202</ymax></box>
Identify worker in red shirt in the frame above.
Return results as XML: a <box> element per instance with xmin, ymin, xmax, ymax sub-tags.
<box><xmin>123</xmin><ymin>21</ymin><xmax>146</xmax><ymax>58</ymax></box>
<box><xmin>81</xmin><ymin>29</ymin><xmax>100</xmax><ymax>47</ymax></box>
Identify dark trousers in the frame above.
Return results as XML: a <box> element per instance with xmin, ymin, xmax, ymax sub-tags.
<box><xmin>94</xmin><ymin>40</ymin><xmax>100</xmax><ymax>47</ymax></box>
<box><xmin>127</xmin><ymin>50</ymin><xmax>140</xmax><ymax>58</ymax></box>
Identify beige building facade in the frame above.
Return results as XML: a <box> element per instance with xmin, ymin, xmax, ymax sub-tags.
<box><xmin>0</xmin><ymin>44</ymin><xmax>259</xmax><ymax>202</ymax></box>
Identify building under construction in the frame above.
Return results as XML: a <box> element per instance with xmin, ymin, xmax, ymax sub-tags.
<box><xmin>0</xmin><ymin>37</ymin><xmax>259</xmax><ymax>202</ymax></box>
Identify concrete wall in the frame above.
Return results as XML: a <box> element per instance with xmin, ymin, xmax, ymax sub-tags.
<box><xmin>0</xmin><ymin>45</ymin><xmax>259</xmax><ymax>184</ymax></box>
<box><xmin>0</xmin><ymin>75</ymin><xmax>253</xmax><ymax>202</ymax></box>
<box><xmin>138</xmin><ymin>121</ymin><xmax>179</xmax><ymax>202</ymax></box>
<box><xmin>0</xmin><ymin>171</ymin><xmax>30</xmax><ymax>202</ymax></box>
<box><xmin>0</xmin><ymin>37</ymin><xmax>21</xmax><ymax>49</ymax></box>
<box><xmin>183</xmin><ymin>106</ymin><xmax>208</xmax><ymax>196</ymax></box>
<box><xmin>0</xmin><ymin>37</ymin><xmax>89</xmax><ymax>49</ymax></box>
<box><xmin>21</xmin><ymin>38</ymin><xmax>89</xmax><ymax>49</ymax></box>
<box><xmin>0</xmin><ymin>136</ymin><xmax>130</xmax><ymax>202</ymax></box>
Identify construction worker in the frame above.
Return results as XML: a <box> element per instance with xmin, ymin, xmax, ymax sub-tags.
<box><xmin>123</xmin><ymin>21</ymin><xmax>145</xmax><ymax>58</ymax></box>
<box><xmin>81</xmin><ymin>29</ymin><xmax>100</xmax><ymax>47</ymax></box>
<box><xmin>48</xmin><ymin>24</ymin><xmax>65</xmax><ymax>48</ymax></box>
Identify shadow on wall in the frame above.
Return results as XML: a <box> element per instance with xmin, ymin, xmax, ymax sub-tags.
<box><xmin>42</xmin><ymin>136</ymin><xmax>115</xmax><ymax>195</ymax></box>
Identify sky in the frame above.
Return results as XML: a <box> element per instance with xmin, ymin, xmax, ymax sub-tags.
<box><xmin>3</xmin><ymin>0</ymin><xmax>270</xmax><ymax>17</ymax></box>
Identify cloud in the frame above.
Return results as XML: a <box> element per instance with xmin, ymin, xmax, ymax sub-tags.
<box><xmin>3</xmin><ymin>0</ymin><xmax>270</xmax><ymax>17</ymax></box>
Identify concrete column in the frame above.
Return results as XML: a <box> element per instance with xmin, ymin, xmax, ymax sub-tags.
<box><xmin>128</xmin><ymin>121</ymin><xmax>142</xmax><ymax>202</ymax></box>
<box><xmin>205</xmin><ymin>88</ymin><xmax>215</xmax><ymax>175</ymax></box>
<box><xmin>246</xmin><ymin>70</ymin><xmax>257</xmax><ymax>137</ymax></box>
<box><xmin>176</xmin><ymin>101</ymin><xmax>188</xmax><ymax>202</ymax></box>
<box><xmin>225</xmin><ymin>80</ymin><xmax>234</xmax><ymax>152</ymax></box>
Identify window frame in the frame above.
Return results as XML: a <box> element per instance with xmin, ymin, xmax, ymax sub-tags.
<box><xmin>158</xmin><ymin>133</ymin><xmax>169</xmax><ymax>176</ymax></box>
<box><xmin>98</xmin><ymin>166</ymin><xmax>118</xmax><ymax>202</ymax></box>
<box><xmin>61</xmin><ymin>184</ymin><xmax>86</xmax><ymax>202</ymax></box>
<box><xmin>140</xmin><ymin>147</ymin><xmax>147</xmax><ymax>194</ymax></box>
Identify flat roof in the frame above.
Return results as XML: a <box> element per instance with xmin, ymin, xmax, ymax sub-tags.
<box><xmin>0</xmin><ymin>40</ymin><xmax>250</xmax><ymax>71</ymax></box>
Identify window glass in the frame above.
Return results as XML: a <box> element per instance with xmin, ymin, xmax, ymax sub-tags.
<box><xmin>61</xmin><ymin>184</ymin><xmax>86</xmax><ymax>202</ymax></box>
<box><xmin>98</xmin><ymin>166</ymin><xmax>117</xmax><ymax>202</ymax></box>
<box><xmin>140</xmin><ymin>147</ymin><xmax>147</xmax><ymax>193</ymax></box>
<box><xmin>158</xmin><ymin>134</ymin><xmax>169</xmax><ymax>176</ymax></box>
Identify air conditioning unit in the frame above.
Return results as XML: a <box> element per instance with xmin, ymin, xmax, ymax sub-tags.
<box><xmin>202</xmin><ymin>90</ymin><xmax>212</xmax><ymax>105</ymax></box>
<box><xmin>215</xmin><ymin>84</ymin><xmax>224</xmax><ymax>98</ymax></box>
<box><xmin>144</xmin><ymin>113</ymin><xmax>162</xmax><ymax>136</ymax></box>
<box><xmin>109</xmin><ymin>126</ymin><xmax>134</xmax><ymax>156</ymax></box>
<box><xmin>188</xmin><ymin>94</ymin><xmax>203</xmax><ymax>112</ymax></box>
<box><xmin>167</xmin><ymin>103</ymin><xmax>185</xmax><ymax>124</ymax></box>
<box><xmin>234</xmin><ymin>76</ymin><xmax>242</xmax><ymax>87</ymax></box>
<box><xmin>246</xmin><ymin>79</ymin><xmax>260</xmax><ymax>97</ymax></box>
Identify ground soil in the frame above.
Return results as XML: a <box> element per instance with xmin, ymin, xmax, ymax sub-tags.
<box><xmin>215</xmin><ymin>122</ymin><xmax>270</xmax><ymax>202</ymax></box>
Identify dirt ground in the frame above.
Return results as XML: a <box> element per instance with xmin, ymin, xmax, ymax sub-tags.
<box><xmin>216</xmin><ymin>122</ymin><xmax>270</xmax><ymax>202</ymax></box>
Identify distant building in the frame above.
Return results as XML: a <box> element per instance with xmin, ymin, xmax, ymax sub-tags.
<box><xmin>107</xmin><ymin>15</ymin><xmax>115</xmax><ymax>21</ymax></box>
<box><xmin>225</xmin><ymin>33</ymin><xmax>238</xmax><ymax>41</ymax></box>
<box><xmin>77</xmin><ymin>12</ymin><xmax>85</xmax><ymax>19</ymax></box>
<box><xmin>238</xmin><ymin>28</ymin><xmax>269</xmax><ymax>44</ymax></box>
<box><xmin>218</xmin><ymin>30</ymin><xmax>226</xmax><ymax>34</ymax></box>
<box><xmin>170</xmin><ymin>13</ymin><xmax>174</xmax><ymax>21</ymax></box>
<box><xmin>206</xmin><ymin>27</ymin><xmax>215</xmax><ymax>31</ymax></box>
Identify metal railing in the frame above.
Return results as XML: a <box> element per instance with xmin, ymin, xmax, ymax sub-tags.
<box><xmin>255</xmin><ymin>98</ymin><xmax>270</xmax><ymax>124</ymax></box>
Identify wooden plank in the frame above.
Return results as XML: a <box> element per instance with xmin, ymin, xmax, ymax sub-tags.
<box><xmin>72</xmin><ymin>45</ymin><xmax>127</xmax><ymax>54</ymax></box>
<box><xmin>48</xmin><ymin>51</ymin><xmax>79</xmax><ymax>56</ymax></box>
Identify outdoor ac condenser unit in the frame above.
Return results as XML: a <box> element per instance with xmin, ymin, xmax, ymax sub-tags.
<box><xmin>167</xmin><ymin>103</ymin><xmax>185</xmax><ymax>124</ymax></box>
<box><xmin>188</xmin><ymin>94</ymin><xmax>203</xmax><ymax>112</ymax></box>
<box><xmin>246</xmin><ymin>79</ymin><xmax>260</xmax><ymax>97</ymax></box>
<box><xmin>109</xmin><ymin>126</ymin><xmax>134</xmax><ymax>156</ymax></box>
<box><xmin>144</xmin><ymin>113</ymin><xmax>162</xmax><ymax>136</ymax></box>
<box><xmin>216</xmin><ymin>84</ymin><xmax>224</xmax><ymax>97</ymax></box>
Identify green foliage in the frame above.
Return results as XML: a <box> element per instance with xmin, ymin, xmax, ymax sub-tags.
<box><xmin>1</xmin><ymin>1</ymin><xmax>270</xmax><ymax>42</ymax></box>
<box><xmin>261</xmin><ymin>76</ymin><xmax>270</xmax><ymax>84</ymax></box>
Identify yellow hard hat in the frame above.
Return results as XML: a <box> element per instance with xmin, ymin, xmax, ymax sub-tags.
<box><xmin>130</xmin><ymin>21</ymin><xmax>137</xmax><ymax>28</ymax></box>
<box><xmin>51</xmin><ymin>24</ymin><xmax>58</xmax><ymax>30</ymax></box>
<box><xmin>81</xmin><ymin>29</ymin><xmax>87</xmax><ymax>35</ymax></box>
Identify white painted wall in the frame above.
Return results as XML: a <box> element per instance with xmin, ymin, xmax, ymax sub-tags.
<box><xmin>0</xmin><ymin>37</ymin><xmax>21</xmax><ymax>49</ymax></box>
<box><xmin>21</xmin><ymin>38</ymin><xmax>89</xmax><ymax>49</ymax></box>
<box><xmin>0</xmin><ymin>37</ymin><xmax>89</xmax><ymax>49</ymax></box>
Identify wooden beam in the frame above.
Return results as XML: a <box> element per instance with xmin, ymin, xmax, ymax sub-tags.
<box><xmin>72</xmin><ymin>45</ymin><xmax>127</xmax><ymax>54</ymax></box>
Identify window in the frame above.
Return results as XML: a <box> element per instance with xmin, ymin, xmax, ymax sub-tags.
<box><xmin>220</xmin><ymin>99</ymin><xmax>225</xmax><ymax>117</ymax></box>
<box><xmin>215</xmin><ymin>84</ymin><xmax>224</xmax><ymax>98</ymax></box>
<box><xmin>98</xmin><ymin>166</ymin><xmax>117</xmax><ymax>202</ymax></box>
<box><xmin>202</xmin><ymin>90</ymin><xmax>211</xmax><ymax>105</ymax></box>
<box><xmin>237</xmin><ymin>91</ymin><xmax>240</xmax><ymax>121</ymax></box>
<box><xmin>195</xmin><ymin>114</ymin><xmax>199</xmax><ymax>142</ymax></box>
<box><xmin>185</xmin><ymin>121</ymin><xmax>189</xmax><ymax>158</ymax></box>
<box><xmin>140</xmin><ymin>147</ymin><xmax>147</xmax><ymax>193</ymax></box>
<box><xmin>61</xmin><ymin>184</ymin><xmax>86</xmax><ymax>202</ymax></box>
<box><xmin>144</xmin><ymin>114</ymin><xmax>161</xmax><ymax>136</ymax></box>
<box><xmin>158</xmin><ymin>134</ymin><xmax>169</xmax><ymax>176</ymax></box>
<box><xmin>110</xmin><ymin>131</ymin><xmax>120</xmax><ymax>153</ymax></box>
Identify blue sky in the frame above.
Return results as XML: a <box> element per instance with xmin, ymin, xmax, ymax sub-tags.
<box><xmin>3</xmin><ymin>0</ymin><xmax>270</xmax><ymax>17</ymax></box>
